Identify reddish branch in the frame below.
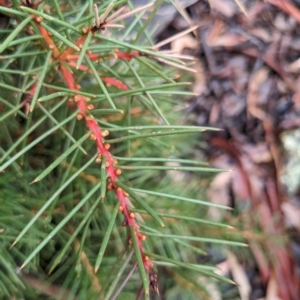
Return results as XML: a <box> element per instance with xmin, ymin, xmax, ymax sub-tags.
<box><xmin>29</xmin><ymin>7</ymin><xmax>155</xmax><ymax>288</ymax></box>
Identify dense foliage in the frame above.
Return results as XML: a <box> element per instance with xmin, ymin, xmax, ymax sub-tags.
<box><xmin>0</xmin><ymin>1</ymin><xmax>245</xmax><ymax>299</ymax></box>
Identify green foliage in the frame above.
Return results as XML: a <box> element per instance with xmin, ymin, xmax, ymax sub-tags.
<box><xmin>0</xmin><ymin>1</ymin><xmax>246</xmax><ymax>299</ymax></box>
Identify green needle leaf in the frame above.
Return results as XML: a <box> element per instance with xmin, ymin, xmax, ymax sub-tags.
<box><xmin>91</xmin><ymin>109</ymin><xmax>124</xmax><ymax>116</ymax></box>
<box><xmin>0</xmin><ymin>81</ymin><xmax>26</xmax><ymax>93</ymax></box>
<box><xmin>136</xmin><ymin>55</ymin><xmax>175</xmax><ymax>83</ymax></box>
<box><xmin>10</xmin><ymin>154</ymin><xmax>97</xmax><ymax>248</ymax></box>
<box><xmin>29</xmin><ymin>51</ymin><xmax>53</xmax><ymax>112</ymax></box>
<box><xmin>132</xmin><ymin>188</ymin><xmax>231</xmax><ymax>210</ymax></box>
<box><xmin>141</xmin><ymin>225</ymin><xmax>207</xmax><ymax>256</ymax></box>
<box><xmin>38</xmin><ymin>92</ymin><xmax>70</xmax><ymax>102</ymax></box>
<box><xmin>126</xmin><ymin>61</ymin><xmax>169</xmax><ymax>124</ymax></box>
<box><xmin>107</xmin><ymin>125</ymin><xmax>219</xmax><ymax>132</ymax></box>
<box><xmin>19</xmin><ymin>5</ymin><xmax>81</xmax><ymax>33</ymax></box>
<box><xmin>114</xmin><ymin>156</ymin><xmax>207</xmax><ymax>165</ymax></box>
<box><xmin>0</xmin><ymin>16</ymin><xmax>32</xmax><ymax>54</ymax></box>
<box><xmin>95</xmin><ymin>82</ymin><xmax>190</xmax><ymax>100</ymax></box>
<box><xmin>129</xmin><ymin>226</ymin><xmax>149</xmax><ymax>299</ymax></box>
<box><xmin>141</xmin><ymin>232</ymin><xmax>248</xmax><ymax>247</ymax></box>
<box><xmin>40</xmin><ymin>22</ymin><xmax>80</xmax><ymax>51</ymax></box>
<box><xmin>94</xmin><ymin>202</ymin><xmax>119</xmax><ymax>273</ymax></box>
<box><xmin>103</xmin><ymin>250</ymin><xmax>134</xmax><ymax>300</ymax></box>
<box><xmin>133</xmin><ymin>0</ymin><xmax>164</xmax><ymax>44</ymax></box>
<box><xmin>0</xmin><ymin>5</ymin><xmax>27</xmax><ymax>16</ymax></box>
<box><xmin>85</xmin><ymin>55</ymin><xmax>116</xmax><ymax>109</ymax></box>
<box><xmin>0</xmin><ymin>96</ymin><xmax>27</xmax><ymax>119</ymax></box>
<box><xmin>115</xmin><ymin>180</ymin><xmax>164</xmax><ymax>227</ymax></box>
<box><xmin>37</xmin><ymin>102</ymin><xmax>87</xmax><ymax>154</ymax></box>
<box><xmin>96</xmin><ymin>33</ymin><xmax>185</xmax><ymax>63</ymax></box>
<box><xmin>0</xmin><ymin>98</ymin><xmax>68</xmax><ymax>165</ymax></box>
<box><xmin>20</xmin><ymin>181</ymin><xmax>101</xmax><ymax>269</ymax></box>
<box><xmin>106</xmin><ymin>129</ymin><xmax>214</xmax><ymax>144</ymax></box>
<box><xmin>118</xmin><ymin>165</ymin><xmax>225</xmax><ymax>173</ymax></box>
<box><xmin>31</xmin><ymin>132</ymin><xmax>90</xmax><ymax>183</ymax></box>
<box><xmin>144</xmin><ymin>252</ymin><xmax>236</xmax><ymax>285</ymax></box>
<box><xmin>100</xmin><ymin>155</ymin><xmax>107</xmax><ymax>201</ymax></box>
<box><xmin>131</xmin><ymin>209</ymin><xmax>231</xmax><ymax>228</ymax></box>
<box><xmin>0</xmin><ymin>111</ymin><xmax>77</xmax><ymax>172</ymax></box>
<box><xmin>0</xmin><ymin>103</ymin><xmax>24</xmax><ymax>123</ymax></box>
<box><xmin>43</xmin><ymin>83</ymin><xmax>97</xmax><ymax>98</ymax></box>
<box><xmin>76</xmin><ymin>31</ymin><xmax>92</xmax><ymax>69</ymax></box>
<box><xmin>48</xmin><ymin>195</ymin><xmax>102</xmax><ymax>274</ymax></box>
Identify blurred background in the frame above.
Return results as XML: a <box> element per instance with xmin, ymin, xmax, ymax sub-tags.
<box><xmin>131</xmin><ymin>0</ymin><xmax>300</xmax><ymax>299</ymax></box>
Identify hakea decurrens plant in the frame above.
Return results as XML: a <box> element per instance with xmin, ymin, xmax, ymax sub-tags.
<box><xmin>6</xmin><ymin>0</ymin><xmax>199</xmax><ymax>296</ymax></box>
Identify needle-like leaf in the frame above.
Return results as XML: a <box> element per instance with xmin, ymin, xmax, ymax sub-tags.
<box><xmin>94</xmin><ymin>202</ymin><xmax>119</xmax><ymax>273</ymax></box>
<box><xmin>31</xmin><ymin>132</ymin><xmax>90</xmax><ymax>183</ymax></box>
<box><xmin>76</xmin><ymin>31</ymin><xmax>93</xmax><ymax>69</ymax></box>
<box><xmin>85</xmin><ymin>55</ymin><xmax>116</xmax><ymax>109</ymax></box>
<box><xmin>10</xmin><ymin>154</ymin><xmax>97</xmax><ymax>248</ymax></box>
<box><xmin>0</xmin><ymin>111</ymin><xmax>77</xmax><ymax>172</ymax></box>
<box><xmin>115</xmin><ymin>180</ymin><xmax>164</xmax><ymax>227</ymax></box>
<box><xmin>29</xmin><ymin>51</ymin><xmax>53</xmax><ymax>112</ymax></box>
<box><xmin>144</xmin><ymin>252</ymin><xmax>236</xmax><ymax>285</ymax></box>
<box><xmin>100</xmin><ymin>155</ymin><xmax>107</xmax><ymax>201</ymax></box>
<box><xmin>132</xmin><ymin>188</ymin><xmax>231</xmax><ymax>210</ymax></box>
<box><xmin>20</xmin><ymin>181</ymin><xmax>101</xmax><ymax>269</ymax></box>
<box><xmin>48</xmin><ymin>194</ymin><xmax>103</xmax><ymax>274</ymax></box>
<box><xmin>129</xmin><ymin>226</ymin><xmax>150</xmax><ymax>299</ymax></box>
<box><xmin>0</xmin><ymin>16</ymin><xmax>32</xmax><ymax>54</ymax></box>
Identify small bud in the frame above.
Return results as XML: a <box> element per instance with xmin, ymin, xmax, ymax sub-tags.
<box><xmin>76</xmin><ymin>113</ymin><xmax>83</xmax><ymax>120</ymax></box>
<box><xmin>87</xmin><ymin>104</ymin><xmax>94</xmax><ymax>110</ymax></box>
<box><xmin>128</xmin><ymin>238</ymin><xmax>132</xmax><ymax>244</ymax></box>
<box><xmin>101</xmin><ymin>130</ymin><xmax>109</xmax><ymax>137</ymax></box>
<box><xmin>106</xmin><ymin>161</ymin><xmax>110</xmax><ymax>167</ymax></box>
<box><xmin>107</xmin><ymin>183</ymin><xmax>113</xmax><ymax>190</ymax></box>
<box><xmin>85</xmin><ymin>97</ymin><xmax>91</xmax><ymax>102</ymax></box>
<box><xmin>78</xmin><ymin>43</ymin><xmax>83</xmax><ymax>49</ymax></box>
<box><xmin>35</xmin><ymin>16</ymin><xmax>43</xmax><ymax>23</ymax></box>
<box><xmin>68</xmin><ymin>97</ymin><xmax>74</xmax><ymax>102</ymax></box>
<box><xmin>144</xmin><ymin>255</ymin><xmax>149</xmax><ymax>261</ymax></box>
<box><xmin>129</xmin><ymin>212</ymin><xmax>135</xmax><ymax>219</ymax></box>
<box><xmin>115</xmin><ymin>169</ymin><xmax>122</xmax><ymax>176</ymax></box>
<box><xmin>123</xmin><ymin>191</ymin><xmax>129</xmax><ymax>197</ymax></box>
<box><xmin>86</xmin><ymin>116</ymin><xmax>94</xmax><ymax>122</ymax></box>
<box><xmin>118</xmin><ymin>205</ymin><xmax>124</xmax><ymax>212</ymax></box>
<box><xmin>75</xmin><ymin>84</ymin><xmax>81</xmax><ymax>89</ymax></box>
<box><xmin>74</xmin><ymin>95</ymin><xmax>80</xmax><ymax>102</ymax></box>
<box><xmin>104</xmin><ymin>143</ymin><xmax>110</xmax><ymax>150</ymax></box>
<box><xmin>49</xmin><ymin>44</ymin><xmax>55</xmax><ymax>50</ymax></box>
<box><xmin>140</xmin><ymin>234</ymin><xmax>146</xmax><ymax>241</ymax></box>
<box><xmin>113</xmin><ymin>159</ymin><xmax>118</xmax><ymax>164</ymax></box>
<box><xmin>116</xmin><ymin>187</ymin><xmax>122</xmax><ymax>193</ymax></box>
<box><xmin>87</xmin><ymin>50</ymin><xmax>92</xmax><ymax>55</ymax></box>
<box><xmin>96</xmin><ymin>154</ymin><xmax>102</xmax><ymax>163</ymax></box>
<box><xmin>90</xmin><ymin>133</ymin><xmax>96</xmax><ymax>140</ymax></box>
<box><xmin>82</xmin><ymin>27</ymin><xmax>88</xmax><ymax>34</ymax></box>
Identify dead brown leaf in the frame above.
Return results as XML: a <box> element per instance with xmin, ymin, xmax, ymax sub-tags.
<box><xmin>247</xmin><ymin>67</ymin><xmax>269</xmax><ymax>119</ymax></box>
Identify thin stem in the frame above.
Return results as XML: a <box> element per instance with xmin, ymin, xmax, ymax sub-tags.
<box><xmin>110</xmin><ymin>262</ymin><xmax>138</xmax><ymax>300</ymax></box>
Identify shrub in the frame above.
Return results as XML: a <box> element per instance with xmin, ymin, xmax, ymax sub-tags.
<box><xmin>0</xmin><ymin>1</ymin><xmax>245</xmax><ymax>299</ymax></box>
